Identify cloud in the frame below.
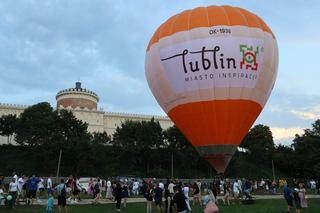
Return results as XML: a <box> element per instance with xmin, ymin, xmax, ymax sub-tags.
<box><xmin>271</xmin><ymin>127</ymin><xmax>304</xmax><ymax>144</ymax></box>
<box><xmin>290</xmin><ymin>105</ymin><xmax>320</xmax><ymax>120</ymax></box>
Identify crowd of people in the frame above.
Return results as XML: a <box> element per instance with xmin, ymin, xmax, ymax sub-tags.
<box><xmin>0</xmin><ymin>172</ymin><xmax>320</xmax><ymax>213</ymax></box>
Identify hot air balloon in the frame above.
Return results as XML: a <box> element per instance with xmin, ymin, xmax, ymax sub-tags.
<box><xmin>145</xmin><ymin>5</ymin><xmax>278</xmax><ymax>173</ymax></box>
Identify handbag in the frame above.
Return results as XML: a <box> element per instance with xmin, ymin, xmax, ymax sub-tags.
<box><xmin>204</xmin><ymin>201</ymin><xmax>219</xmax><ymax>213</ymax></box>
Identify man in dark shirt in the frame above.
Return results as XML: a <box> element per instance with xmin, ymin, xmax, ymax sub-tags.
<box><xmin>27</xmin><ymin>175</ymin><xmax>40</xmax><ymax>205</ymax></box>
<box><xmin>173</xmin><ymin>186</ymin><xmax>187</xmax><ymax>213</ymax></box>
<box><xmin>154</xmin><ymin>183</ymin><xmax>163</xmax><ymax>213</ymax></box>
<box><xmin>283</xmin><ymin>183</ymin><xmax>293</xmax><ymax>213</ymax></box>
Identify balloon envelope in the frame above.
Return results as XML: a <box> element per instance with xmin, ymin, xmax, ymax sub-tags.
<box><xmin>145</xmin><ymin>5</ymin><xmax>278</xmax><ymax>173</ymax></box>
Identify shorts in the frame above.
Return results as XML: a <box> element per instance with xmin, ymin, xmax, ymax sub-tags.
<box><xmin>155</xmin><ymin>200</ymin><xmax>162</xmax><ymax>206</ymax></box>
<box><xmin>286</xmin><ymin>198</ymin><xmax>293</xmax><ymax>206</ymax></box>
<box><xmin>47</xmin><ymin>188</ymin><xmax>53</xmax><ymax>194</ymax></box>
<box><xmin>58</xmin><ymin>196</ymin><xmax>67</xmax><ymax>206</ymax></box>
<box><xmin>28</xmin><ymin>190</ymin><xmax>36</xmax><ymax>198</ymax></box>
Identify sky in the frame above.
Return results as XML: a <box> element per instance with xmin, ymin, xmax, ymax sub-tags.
<box><xmin>0</xmin><ymin>0</ymin><xmax>319</xmax><ymax>145</ymax></box>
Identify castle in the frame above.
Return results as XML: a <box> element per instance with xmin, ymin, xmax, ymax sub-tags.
<box><xmin>0</xmin><ymin>82</ymin><xmax>173</xmax><ymax>144</ymax></box>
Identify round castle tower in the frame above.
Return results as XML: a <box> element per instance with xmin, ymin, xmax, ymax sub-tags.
<box><xmin>56</xmin><ymin>82</ymin><xmax>99</xmax><ymax>110</ymax></box>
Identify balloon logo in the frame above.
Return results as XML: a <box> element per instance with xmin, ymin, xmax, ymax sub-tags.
<box><xmin>145</xmin><ymin>5</ymin><xmax>278</xmax><ymax>173</ymax></box>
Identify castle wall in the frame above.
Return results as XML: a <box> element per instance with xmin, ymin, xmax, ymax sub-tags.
<box><xmin>0</xmin><ymin>104</ymin><xmax>26</xmax><ymax>145</ymax></box>
<box><xmin>103</xmin><ymin>112</ymin><xmax>173</xmax><ymax>136</ymax></box>
<box><xmin>0</xmin><ymin>104</ymin><xmax>173</xmax><ymax>144</ymax></box>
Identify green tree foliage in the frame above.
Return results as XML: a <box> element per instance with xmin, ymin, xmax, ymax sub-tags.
<box><xmin>1</xmin><ymin>101</ymin><xmax>320</xmax><ymax>179</ymax></box>
<box><xmin>0</xmin><ymin>114</ymin><xmax>18</xmax><ymax>143</ymax></box>
<box><xmin>112</xmin><ymin>118</ymin><xmax>165</xmax><ymax>176</ymax></box>
<box><xmin>292</xmin><ymin>120</ymin><xmax>320</xmax><ymax>178</ymax></box>
<box><xmin>241</xmin><ymin>124</ymin><xmax>275</xmax><ymax>166</ymax></box>
<box><xmin>163</xmin><ymin>126</ymin><xmax>213</xmax><ymax>178</ymax></box>
<box><xmin>15</xmin><ymin>102</ymin><xmax>58</xmax><ymax>146</ymax></box>
<box><xmin>91</xmin><ymin>132</ymin><xmax>111</xmax><ymax>145</ymax></box>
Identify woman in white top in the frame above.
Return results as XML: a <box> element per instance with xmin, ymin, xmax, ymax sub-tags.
<box><xmin>37</xmin><ymin>177</ymin><xmax>45</xmax><ymax>202</ymax></box>
<box><xmin>298</xmin><ymin>183</ymin><xmax>308</xmax><ymax>208</ymax></box>
<box><xmin>9</xmin><ymin>178</ymin><xmax>18</xmax><ymax>208</ymax></box>
<box><xmin>0</xmin><ymin>184</ymin><xmax>6</xmax><ymax>206</ymax></box>
<box><xmin>183</xmin><ymin>183</ymin><xmax>191</xmax><ymax>211</ymax></box>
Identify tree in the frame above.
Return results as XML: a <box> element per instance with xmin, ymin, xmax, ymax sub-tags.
<box><xmin>291</xmin><ymin>120</ymin><xmax>320</xmax><ymax>178</ymax></box>
<box><xmin>164</xmin><ymin>125</ymin><xmax>192</xmax><ymax>150</ymax></box>
<box><xmin>0</xmin><ymin>114</ymin><xmax>18</xmax><ymax>144</ymax></box>
<box><xmin>91</xmin><ymin>132</ymin><xmax>111</xmax><ymax>145</ymax></box>
<box><xmin>241</xmin><ymin>124</ymin><xmax>275</xmax><ymax>166</ymax></box>
<box><xmin>163</xmin><ymin>126</ymin><xmax>211</xmax><ymax>177</ymax></box>
<box><xmin>15</xmin><ymin>102</ymin><xmax>58</xmax><ymax>146</ymax></box>
<box><xmin>112</xmin><ymin>118</ymin><xmax>165</xmax><ymax>176</ymax></box>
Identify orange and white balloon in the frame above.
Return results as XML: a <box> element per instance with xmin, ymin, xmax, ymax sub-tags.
<box><xmin>145</xmin><ymin>5</ymin><xmax>278</xmax><ymax>173</ymax></box>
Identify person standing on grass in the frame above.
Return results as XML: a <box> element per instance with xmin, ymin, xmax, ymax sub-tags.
<box><xmin>56</xmin><ymin>178</ymin><xmax>68</xmax><ymax>213</ymax></box>
<box><xmin>73</xmin><ymin>177</ymin><xmax>81</xmax><ymax>203</ymax></box>
<box><xmin>37</xmin><ymin>176</ymin><xmax>45</xmax><ymax>203</ymax></box>
<box><xmin>47</xmin><ymin>176</ymin><xmax>53</xmax><ymax>195</ymax></box>
<box><xmin>164</xmin><ymin>187</ymin><xmax>171</xmax><ymax>213</ymax></box>
<box><xmin>298</xmin><ymin>183</ymin><xmax>307</xmax><ymax>208</ymax></box>
<box><xmin>114</xmin><ymin>182</ymin><xmax>123</xmax><ymax>212</ymax></box>
<box><xmin>17</xmin><ymin>175</ymin><xmax>25</xmax><ymax>203</ymax></box>
<box><xmin>66</xmin><ymin>175</ymin><xmax>76</xmax><ymax>204</ymax></box>
<box><xmin>233</xmin><ymin>180</ymin><xmax>241</xmax><ymax>204</ymax></box>
<box><xmin>173</xmin><ymin>186</ymin><xmax>188</xmax><ymax>213</ymax></box>
<box><xmin>122</xmin><ymin>181</ymin><xmax>129</xmax><ymax>208</ymax></box>
<box><xmin>133</xmin><ymin>179</ymin><xmax>139</xmax><ymax>196</ymax></box>
<box><xmin>223</xmin><ymin>182</ymin><xmax>231</xmax><ymax>206</ymax></box>
<box><xmin>293</xmin><ymin>188</ymin><xmax>301</xmax><ymax>213</ymax></box>
<box><xmin>168</xmin><ymin>180</ymin><xmax>175</xmax><ymax>195</ymax></box>
<box><xmin>8</xmin><ymin>177</ymin><xmax>18</xmax><ymax>208</ymax></box>
<box><xmin>192</xmin><ymin>181</ymin><xmax>201</xmax><ymax>206</ymax></box>
<box><xmin>46</xmin><ymin>192</ymin><xmax>54</xmax><ymax>213</ymax></box>
<box><xmin>154</xmin><ymin>183</ymin><xmax>163</xmax><ymax>213</ymax></box>
<box><xmin>0</xmin><ymin>184</ymin><xmax>6</xmax><ymax>207</ymax></box>
<box><xmin>145</xmin><ymin>183</ymin><xmax>154</xmax><ymax>213</ymax></box>
<box><xmin>106</xmin><ymin>178</ymin><xmax>113</xmax><ymax>200</ymax></box>
<box><xmin>93</xmin><ymin>178</ymin><xmax>101</xmax><ymax>204</ymax></box>
<box><xmin>88</xmin><ymin>178</ymin><xmax>94</xmax><ymax>197</ymax></box>
<box><xmin>183</xmin><ymin>182</ymin><xmax>191</xmax><ymax>211</ymax></box>
<box><xmin>283</xmin><ymin>183</ymin><xmax>293</xmax><ymax>213</ymax></box>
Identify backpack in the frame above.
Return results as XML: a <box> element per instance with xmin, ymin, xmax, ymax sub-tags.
<box><xmin>59</xmin><ymin>184</ymin><xmax>66</xmax><ymax>197</ymax></box>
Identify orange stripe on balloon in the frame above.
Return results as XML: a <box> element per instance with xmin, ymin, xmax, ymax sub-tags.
<box><xmin>146</xmin><ymin>5</ymin><xmax>275</xmax><ymax>51</ymax></box>
<box><xmin>168</xmin><ymin>100</ymin><xmax>262</xmax><ymax>147</ymax></box>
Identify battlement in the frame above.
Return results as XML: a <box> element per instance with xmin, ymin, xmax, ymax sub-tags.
<box><xmin>56</xmin><ymin>88</ymin><xmax>99</xmax><ymax>100</ymax></box>
<box><xmin>0</xmin><ymin>103</ymin><xmax>29</xmax><ymax>109</ymax></box>
<box><xmin>104</xmin><ymin>111</ymin><xmax>170</xmax><ymax>121</ymax></box>
<box><xmin>57</xmin><ymin>105</ymin><xmax>104</xmax><ymax>112</ymax></box>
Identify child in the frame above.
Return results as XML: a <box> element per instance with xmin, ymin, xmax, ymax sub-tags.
<box><xmin>46</xmin><ymin>193</ymin><xmax>54</xmax><ymax>213</ymax></box>
<box><xmin>0</xmin><ymin>184</ymin><xmax>6</xmax><ymax>207</ymax></box>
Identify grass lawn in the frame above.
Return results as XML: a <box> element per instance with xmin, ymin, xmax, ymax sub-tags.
<box><xmin>1</xmin><ymin>199</ymin><xmax>319</xmax><ymax>213</ymax></box>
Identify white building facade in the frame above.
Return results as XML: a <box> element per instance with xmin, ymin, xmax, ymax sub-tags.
<box><xmin>0</xmin><ymin>83</ymin><xmax>173</xmax><ymax>144</ymax></box>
